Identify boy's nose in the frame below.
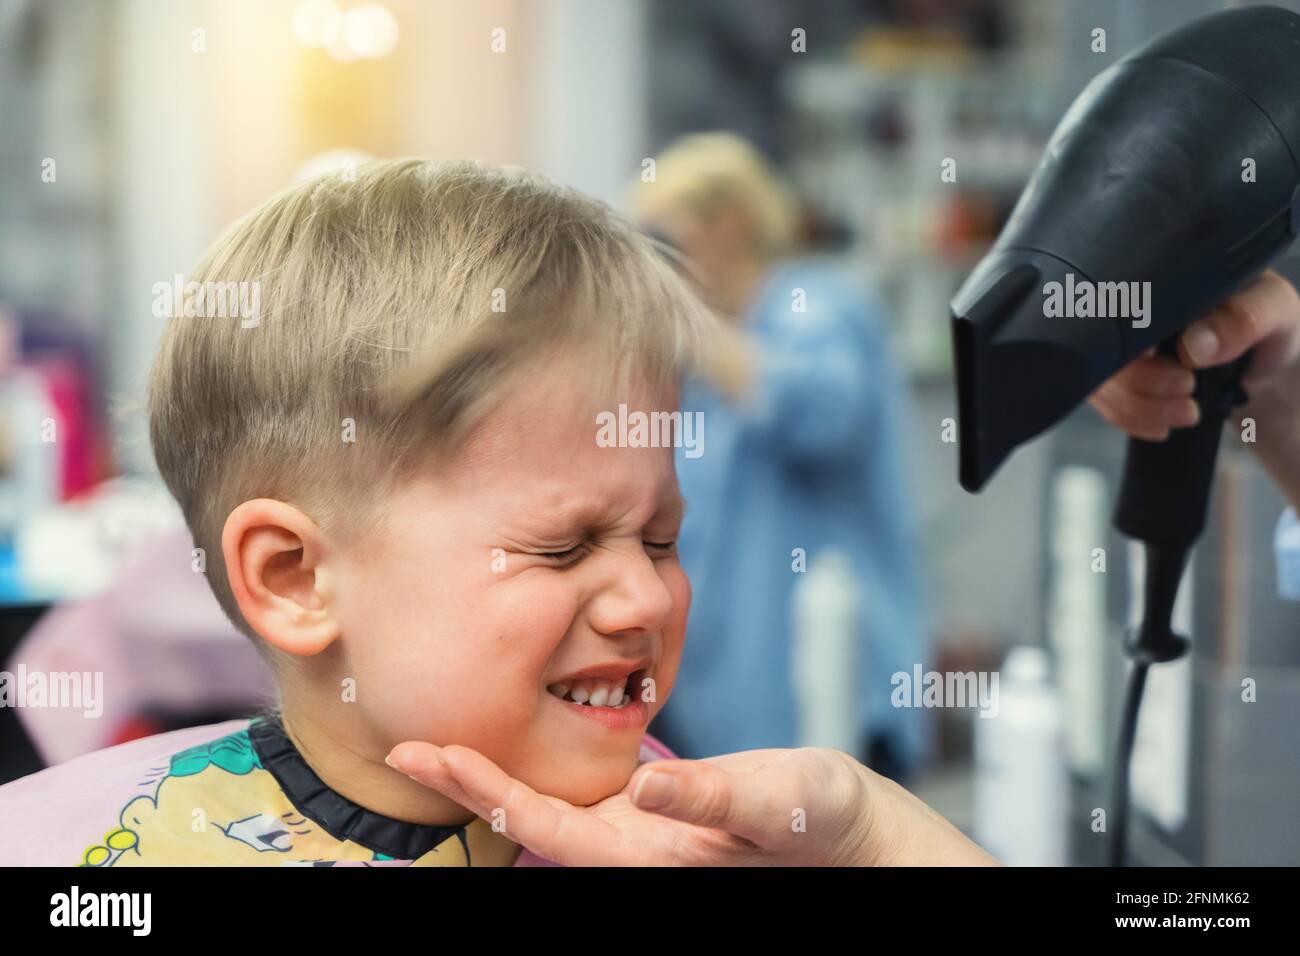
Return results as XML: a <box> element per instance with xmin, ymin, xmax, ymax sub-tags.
<box><xmin>588</xmin><ymin>548</ymin><xmax>675</xmax><ymax>638</ymax></box>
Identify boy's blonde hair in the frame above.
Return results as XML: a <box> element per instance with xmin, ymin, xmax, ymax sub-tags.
<box><xmin>148</xmin><ymin>158</ymin><xmax>736</xmax><ymax>638</ymax></box>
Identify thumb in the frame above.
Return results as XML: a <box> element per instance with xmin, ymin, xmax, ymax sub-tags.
<box><xmin>630</xmin><ymin>761</ymin><xmax>774</xmax><ymax>846</ymax></box>
<box><xmin>1180</xmin><ymin>271</ymin><xmax>1299</xmax><ymax>368</ymax></box>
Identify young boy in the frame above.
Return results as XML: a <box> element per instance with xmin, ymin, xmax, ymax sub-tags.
<box><xmin>0</xmin><ymin>158</ymin><xmax>733</xmax><ymax>866</ymax></box>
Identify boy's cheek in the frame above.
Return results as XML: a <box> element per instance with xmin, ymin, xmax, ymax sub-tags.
<box><xmin>652</xmin><ymin>654</ymin><xmax>682</xmax><ymax>714</ymax></box>
<box><xmin>354</xmin><ymin>649</ymin><xmax>537</xmax><ymax>749</ymax></box>
<box><xmin>652</xmin><ymin>563</ymin><xmax>691</xmax><ymax>704</ymax></box>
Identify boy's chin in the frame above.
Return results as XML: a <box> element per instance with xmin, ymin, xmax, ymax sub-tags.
<box><xmin>529</xmin><ymin>754</ymin><xmax>640</xmax><ymax>808</ymax></box>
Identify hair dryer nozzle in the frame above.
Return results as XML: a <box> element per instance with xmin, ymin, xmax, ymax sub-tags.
<box><xmin>951</xmin><ymin>250</ymin><xmax>1122</xmax><ymax>492</ymax></box>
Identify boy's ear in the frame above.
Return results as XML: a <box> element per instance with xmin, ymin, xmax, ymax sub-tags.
<box><xmin>222</xmin><ymin>499</ymin><xmax>340</xmax><ymax>656</ymax></box>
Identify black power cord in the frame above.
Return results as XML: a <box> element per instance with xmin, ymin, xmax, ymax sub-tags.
<box><xmin>1107</xmin><ymin>541</ymin><xmax>1192</xmax><ymax>866</ymax></box>
<box><xmin>1108</xmin><ymin>661</ymin><xmax>1150</xmax><ymax>867</ymax></box>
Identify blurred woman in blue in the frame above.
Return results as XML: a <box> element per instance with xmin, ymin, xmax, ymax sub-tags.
<box><xmin>630</xmin><ymin>133</ymin><xmax>930</xmax><ymax>781</ymax></box>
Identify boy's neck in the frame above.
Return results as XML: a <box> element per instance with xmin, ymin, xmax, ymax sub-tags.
<box><xmin>277</xmin><ymin>702</ymin><xmax>477</xmax><ymax>829</ymax></box>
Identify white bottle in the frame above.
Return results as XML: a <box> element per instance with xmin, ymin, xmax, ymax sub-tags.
<box><xmin>973</xmin><ymin>646</ymin><xmax>1068</xmax><ymax>865</ymax></box>
<box><xmin>791</xmin><ymin>548</ymin><xmax>859</xmax><ymax>754</ymax></box>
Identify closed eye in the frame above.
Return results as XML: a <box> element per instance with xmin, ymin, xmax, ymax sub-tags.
<box><xmin>539</xmin><ymin>545</ymin><xmax>585</xmax><ymax>563</ymax></box>
<box><xmin>538</xmin><ymin>540</ymin><xmax>676</xmax><ymax>562</ymax></box>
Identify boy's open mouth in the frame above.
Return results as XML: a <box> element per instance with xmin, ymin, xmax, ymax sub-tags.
<box><xmin>546</xmin><ymin>668</ymin><xmax>649</xmax><ymax>710</ymax></box>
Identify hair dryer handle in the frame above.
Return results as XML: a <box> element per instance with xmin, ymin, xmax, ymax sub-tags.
<box><xmin>1113</xmin><ymin>340</ymin><xmax>1252</xmax><ymax>548</ymax></box>
<box><xmin>1112</xmin><ymin>341</ymin><xmax>1251</xmax><ymax>662</ymax></box>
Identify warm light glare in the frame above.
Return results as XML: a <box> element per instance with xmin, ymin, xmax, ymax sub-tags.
<box><xmin>294</xmin><ymin>0</ymin><xmax>399</xmax><ymax>61</ymax></box>
<box><xmin>326</xmin><ymin>29</ymin><xmax>360</xmax><ymax>62</ymax></box>
<box><xmin>338</xmin><ymin>4</ymin><xmax>400</xmax><ymax>61</ymax></box>
<box><xmin>291</xmin><ymin>0</ymin><xmax>342</xmax><ymax>48</ymax></box>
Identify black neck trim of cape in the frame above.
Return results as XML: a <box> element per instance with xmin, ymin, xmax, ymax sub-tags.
<box><xmin>248</xmin><ymin>715</ymin><xmax>472</xmax><ymax>863</ymax></box>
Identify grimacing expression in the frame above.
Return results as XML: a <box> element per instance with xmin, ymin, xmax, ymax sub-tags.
<box><xmin>330</xmin><ymin>359</ymin><xmax>690</xmax><ymax>806</ymax></box>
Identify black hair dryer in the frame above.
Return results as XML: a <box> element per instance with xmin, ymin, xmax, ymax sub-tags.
<box><xmin>950</xmin><ymin>5</ymin><xmax>1300</xmax><ymax>863</ymax></box>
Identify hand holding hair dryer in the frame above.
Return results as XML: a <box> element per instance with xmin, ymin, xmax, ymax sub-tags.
<box><xmin>950</xmin><ymin>5</ymin><xmax>1300</xmax><ymax>864</ymax></box>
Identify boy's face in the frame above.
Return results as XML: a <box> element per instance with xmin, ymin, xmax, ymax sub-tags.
<box><xmin>329</xmin><ymin>357</ymin><xmax>690</xmax><ymax>806</ymax></box>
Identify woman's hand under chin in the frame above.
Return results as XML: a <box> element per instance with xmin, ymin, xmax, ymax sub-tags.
<box><xmin>386</xmin><ymin>741</ymin><xmax>998</xmax><ymax>867</ymax></box>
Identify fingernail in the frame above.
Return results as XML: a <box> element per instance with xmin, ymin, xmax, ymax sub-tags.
<box><xmin>1183</xmin><ymin>325</ymin><xmax>1219</xmax><ymax>365</ymax></box>
<box><xmin>384</xmin><ymin>753</ymin><xmax>400</xmax><ymax>771</ymax></box>
<box><xmin>632</xmin><ymin>771</ymin><xmax>677</xmax><ymax>810</ymax></box>
<box><xmin>1184</xmin><ymin>399</ymin><xmax>1201</xmax><ymax>426</ymax></box>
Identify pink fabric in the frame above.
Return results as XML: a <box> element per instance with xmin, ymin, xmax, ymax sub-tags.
<box><xmin>7</xmin><ymin>527</ymin><xmax>272</xmax><ymax>765</ymax></box>
<box><xmin>0</xmin><ymin>719</ymin><xmax>676</xmax><ymax>866</ymax></box>
<box><xmin>0</xmin><ymin>719</ymin><xmax>250</xmax><ymax>865</ymax></box>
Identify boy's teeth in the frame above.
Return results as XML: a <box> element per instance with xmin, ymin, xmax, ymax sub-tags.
<box><xmin>547</xmin><ymin>677</ymin><xmax>633</xmax><ymax>707</ymax></box>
